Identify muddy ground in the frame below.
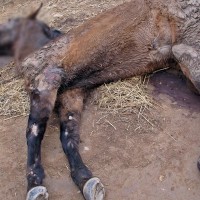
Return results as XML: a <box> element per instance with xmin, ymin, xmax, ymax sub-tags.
<box><xmin>0</xmin><ymin>0</ymin><xmax>200</xmax><ymax>200</ymax></box>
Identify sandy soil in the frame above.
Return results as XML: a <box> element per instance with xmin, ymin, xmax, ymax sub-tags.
<box><xmin>0</xmin><ymin>0</ymin><xmax>200</xmax><ymax>200</ymax></box>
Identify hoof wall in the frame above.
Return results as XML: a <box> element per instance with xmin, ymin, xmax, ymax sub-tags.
<box><xmin>83</xmin><ymin>177</ymin><xmax>105</xmax><ymax>200</ymax></box>
<box><xmin>26</xmin><ymin>186</ymin><xmax>49</xmax><ymax>200</ymax></box>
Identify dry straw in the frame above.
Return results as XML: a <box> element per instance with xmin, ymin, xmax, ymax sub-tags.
<box><xmin>0</xmin><ymin>62</ymin><xmax>29</xmax><ymax>117</ymax></box>
<box><xmin>93</xmin><ymin>76</ymin><xmax>154</xmax><ymax>115</ymax></box>
<box><xmin>0</xmin><ymin>62</ymin><xmax>153</xmax><ymax>117</ymax></box>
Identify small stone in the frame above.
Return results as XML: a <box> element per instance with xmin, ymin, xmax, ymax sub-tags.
<box><xmin>159</xmin><ymin>175</ymin><xmax>165</xmax><ymax>182</ymax></box>
<box><xmin>84</xmin><ymin>147</ymin><xmax>90</xmax><ymax>151</ymax></box>
<box><xmin>53</xmin><ymin>13</ymin><xmax>63</xmax><ymax>18</ymax></box>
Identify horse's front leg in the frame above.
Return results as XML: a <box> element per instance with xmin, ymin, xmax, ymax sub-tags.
<box><xmin>58</xmin><ymin>88</ymin><xmax>105</xmax><ymax>200</ymax></box>
<box><xmin>26</xmin><ymin>67</ymin><xmax>62</xmax><ymax>200</ymax></box>
<box><xmin>172</xmin><ymin>44</ymin><xmax>200</xmax><ymax>170</ymax></box>
<box><xmin>172</xmin><ymin>44</ymin><xmax>200</xmax><ymax>94</ymax></box>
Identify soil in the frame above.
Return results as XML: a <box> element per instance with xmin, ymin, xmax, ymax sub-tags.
<box><xmin>0</xmin><ymin>1</ymin><xmax>200</xmax><ymax>200</ymax></box>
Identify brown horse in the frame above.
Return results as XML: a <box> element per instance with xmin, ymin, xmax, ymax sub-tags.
<box><xmin>0</xmin><ymin>0</ymin><xmax>199</xmax><ymax>199</ymax></box>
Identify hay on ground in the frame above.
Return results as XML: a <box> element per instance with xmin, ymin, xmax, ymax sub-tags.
<box><xmin>93</xmin><ymin>76</ymin><xmax>154</xmax><ymax>115</ymax></box>
<box><xmin>0</xmin><ymin>62</ymin><xmax>29</xmax><ymax>117</ymax></box>
<box><xmin>0</xmin><ymin>62</ymin><xmax>153</xmax><ymax>117</ymax></box>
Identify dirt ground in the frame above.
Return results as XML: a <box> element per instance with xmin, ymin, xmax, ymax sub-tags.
<box><xmin>0</xmin><ymin>0</ymin><xmax>200</xmax><ymax>200</ymax></box>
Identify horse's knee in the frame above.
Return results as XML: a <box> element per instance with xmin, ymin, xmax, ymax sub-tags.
<box><xmin>172</xmin><ymin>44</ymin><xmax>200</xmax><ymax>94</ymax></box>
<box><xmin>58</xmin><ymin>90</ymin><xmax>84</xmax><ymax>146</ymax></box>
<box><xmin>172</xmin><ymin>44</ymin><xmax>198</xmax><ymax>60</ymax></box>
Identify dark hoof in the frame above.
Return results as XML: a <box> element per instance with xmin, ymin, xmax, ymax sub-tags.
<box><xmin>197</xmin><ymin>157</ymin><xmax>200</xmax><ymax>171</ymax></box>
<box><xmin>26</xmin><ymin>186</ymin><xmax>49</xmax><ymax>200</ymax></box>
<box><xmin>83</xmin><ymin>177</ymin><xmax>105</xmax><ymax>200</ymax></box>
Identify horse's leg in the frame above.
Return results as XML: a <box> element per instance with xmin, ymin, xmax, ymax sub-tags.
<box><xmin>172</xmin><ymin>44</ymin><xmax>200</xmax><ymax>170</ymax></box>
<box><xmin>58</xmin><ymin>88</ymin><xmax>105</xmax><ymax>200</ymax></box>
<box><xmin>26</xmin><ymin>67</ymin><xmax>62</xmax><ymax>200</ymax></box>
<box><xmin>172</xmin><ymin>44</ymin><xmax>200</xmax><ymax>94</ymax></box>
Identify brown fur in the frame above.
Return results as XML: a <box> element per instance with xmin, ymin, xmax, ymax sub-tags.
<box><xmin>22</xmin><ymin>0</ymin><xmax>177</xmax><ymax>90</ymax></box>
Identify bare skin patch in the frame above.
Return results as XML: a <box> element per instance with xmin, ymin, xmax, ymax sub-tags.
<box><xmin>31</xmin><ymin>124</ymin><xmax>38</xmax><ymax>136</ymax></box>
<box><xmin>67</xmin><ymin>140</ymin><xmax>74</xmax><ymax>149</ymax></box>
<box><xmin>69</xmin><ymin>116</ymin><xmax>73</xmax><ymax>120</ymax></box>
<box><xmin>35</xmin><ymin>74</ymin><xmax>49</xmax><ymax>92</ymax></box>
<box><xmin>65</xmin><ymin>130</ymin><xmax>69</xmax><ymax>136</ymax></box>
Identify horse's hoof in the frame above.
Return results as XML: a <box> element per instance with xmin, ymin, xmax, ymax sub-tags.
<box><xmin>26</xmin><ymin>186</ymin><xmax>49</xmax><ymax>200</ymax></box>
<box><xmin>197</xmin><ymin>157</ymin><xmax>200</xmax><ymax>171</ymax></box>
<box><xmin>83</xmin><ymin>177</ymin><xmax>105</xmax><ymax>200</ymax></box>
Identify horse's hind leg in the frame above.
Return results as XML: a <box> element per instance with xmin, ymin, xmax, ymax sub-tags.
<box><xmin>26</xmin><ymin>66</ymin><xmax>62</xmax><ymax>200</ymax></box>
<box><xmin>172</xmin><ymin>44</ymin><xmax>200</xmax><ymax>94</ymax></box>
<box><xmin>58</xmin><ymin>88</ymin><xmax>105</xmax><ymax>200</ymax></box>
<box><xmin>172</xmin><ymin>44</ymin><xmax>200</xmax><ymax>170</ymax></box>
